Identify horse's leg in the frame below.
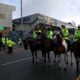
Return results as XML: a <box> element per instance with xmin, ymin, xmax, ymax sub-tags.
<box><xmin>47</xmin><ymin>52</ymin><xmax>50</xmax><ymax>63</ymax></box>
<box><xmin>66</xmin><ymin>53</ymin><xmax>68</xmax><ymax>65</ymax></box>
<box><xmin>44</xmin><ymin>52</ymin><xmax>46</xmax><ymax>63</ymax></box>
<box><xmin>35</xmin><ymin>50</ymin><xmax>38</xmax><ymax>62</ymax></box>
<box><xmin>31</xmin><ymin>50</ymin><xmax>34</xmax><ymax>63</ymax></box>
<box><xmin>41</xmin><ymin>50</ymin><xmax>44</xmax><ymax>58</ymax></box>
<box><xmin>58</xmin><ymin>54</ymin><xmax>61</xmax><ymax>64</ymax></box>
<box><xmin>54</xmin><ymin>53</ymin><xmax>56</xmax><ymax>62</ymax></box>
<box><xmin>70</xmin><ymin>51</ymin><xmax>73</xmax><ymax>65</ymax></box>
<box><xmin>58</xmin><ymin>54</ymin><xmax>62</xmax><ymax>70</ymax></box>
<box><xmin>64</xmin><ymin>53</ymin><xmax>67</xmax><ymax>70</ymax></box>
<box><xmin>76</xmin><ymin>58</ymin><xmax>79</xmax><ymax>73</ymax></box>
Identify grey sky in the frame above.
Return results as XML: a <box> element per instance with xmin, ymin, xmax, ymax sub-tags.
<box><xmin>0</xmin><ymin>0</ymin><xmax>80</xmax><ymax>25</ymax></box>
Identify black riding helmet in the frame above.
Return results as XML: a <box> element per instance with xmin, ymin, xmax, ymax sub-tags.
<box><xmin>47</xmin><ymin>25</ymin><xmax>51</xmax><ymax>31</ymax></box>
<box><xmin>56</xmin><ymin>27</ymin><xmax>61</xmax><ymax>30</ymax></box>
<box><xmin>61</xmin><ymin>25</ymin><xmax>66</xmax><ymax>28</ymax></box>
<box><xmin>78</xmin><ymin>25</ymin><xmax>80</xmax><ymax>29</ymax></box>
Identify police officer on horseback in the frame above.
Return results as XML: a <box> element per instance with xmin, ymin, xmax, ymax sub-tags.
<box><xmin>74</xmin><ymin>25</ymin><xmax>80</xmax><ymax>42</ymax></box>
<box><xmin>46</xmin><ymin>27</ymin><xmax>53</xmax><ymax>40</ymax></box>
<box><xmin>32</xmin><ymin>29</ymin><xmax>37</xmax><ymax>39</ymax></box>
<box><xmin>32</xmin><ymin>28</ymin><xmax>42</xmax><ymax>40</ymax></box>
<box><xmin>61</xmin><ymin>25</ymin><xmax>69</xmax><ymax>40</ymax></box>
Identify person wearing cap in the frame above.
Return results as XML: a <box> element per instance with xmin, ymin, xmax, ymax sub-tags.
<box><xmin>74</xmin><ymin>25</ymin><xmax>80</xmax><ymax>42</ymax></box>
<box><xmin>61</xmin><ymin>25</ymin><xmax>69</xmax><ymax>40</ymax></box>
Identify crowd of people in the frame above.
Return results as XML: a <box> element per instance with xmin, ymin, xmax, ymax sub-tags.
<box><xmin>0</xmin><ymin>24</ymin><xmax>80</xmax><ymax>54</ymax></box>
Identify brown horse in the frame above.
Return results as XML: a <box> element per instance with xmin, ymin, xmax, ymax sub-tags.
<box><xmin>55</xmin><ymin>34</ymin><xmax>69</xmax><ymax>69</ymax></box>
<box><xmin>28</xmin><ymin>38</ymin><xmax>43</xmax><ymax>63</ymax></box>
<box><xmin>73</xmin><ymin>39</ymin><xmax>80</xmax><ymax>72</ymax></box>
<box><xmin>41</xmin><ymin>38</ymin><xmax>54</xmax><ymax>63</ymax></box>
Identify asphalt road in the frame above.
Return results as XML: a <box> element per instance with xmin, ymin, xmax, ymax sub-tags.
<box><xmin>0</xmin><ymin>47</ymin><xmax>80</xmax><ymax>80</ymax></box>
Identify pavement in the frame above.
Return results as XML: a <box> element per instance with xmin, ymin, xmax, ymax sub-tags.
<box><xmin>0</xmin><ymin>47</ymin><xmax>80</xmax><ymax>80</ymax></box>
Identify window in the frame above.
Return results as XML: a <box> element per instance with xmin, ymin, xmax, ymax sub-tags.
<box><xmin>0</xmin><ymin>13</ymin><xmax>5</xmax><ymax>19</ymax></box>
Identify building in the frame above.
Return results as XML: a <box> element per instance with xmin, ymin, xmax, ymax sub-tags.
<box><xmin>13</xmin><ymin>13</ymin><xmax>74</xmax><ymax>35</ymax></box>
<box><xmin>0</xmin><ymin>3</ymin><xmax>15</xmax><ymax>35</ymax></box>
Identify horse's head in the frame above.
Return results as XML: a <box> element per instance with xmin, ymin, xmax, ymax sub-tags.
<box><xmin>56</xmin><ymin>33</ymin><xmax>63</xmax><ymax>45</ymax></box>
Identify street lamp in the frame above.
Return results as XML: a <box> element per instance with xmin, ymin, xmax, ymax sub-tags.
<box><xmin>21</xmin><ymin>0</ymin><xmax>23</xmax><ymax>31</ymax></box>
<box><xmin>20</xmin><ymin>0</ymin><xmax>25</xmax><ymax>39</ymax></box>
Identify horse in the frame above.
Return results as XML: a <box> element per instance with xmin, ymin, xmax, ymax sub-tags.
<box><xmin>28</xmin><ymin>38</ymin><xmax>43</xmax><ymax>63</ymax></box>
<box><xmin>24</xmin><ymin>32</ymin><xmax>44</xmax><ymax>63</ymax></box>
<box><xmin>54</xmin><ymin>33</ymin><xmax>70</xmax><ymax>69</ymax></box>
<box><xmin>73</xmin><ymin>39</ymin><xmax>80</xmax><ymax>72</ymax></box>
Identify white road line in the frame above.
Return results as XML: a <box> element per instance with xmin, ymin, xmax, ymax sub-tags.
<box><xmin>2</xmin><ymin>57</ymin><xmax>32</xmax><ymax>66</ymax></box>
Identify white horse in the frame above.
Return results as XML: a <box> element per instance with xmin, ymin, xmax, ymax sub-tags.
<box><xmin>55</xmin><ymin>33</ymin><xmax>69</xmax><ymax>70</ymax></box>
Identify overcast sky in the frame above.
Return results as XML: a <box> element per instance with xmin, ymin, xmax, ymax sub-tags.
<box><xmin>0</xmin><ymin>0</ymin><xmax>80</xmax><ymax>25</ymax></box>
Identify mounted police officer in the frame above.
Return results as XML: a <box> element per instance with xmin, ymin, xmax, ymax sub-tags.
<box><xmin>32</xmin><ymin>28</ymin><xmax>42</xmax><ymax>40</ymax></box>
<box><xmin>46</xmin><ymin>27</ymin><xmax>53</xmax><ymax>40</ymax></box>
<box><xmin>36</xmin><ymin>28</ymin><xmax>42</xmax><ymax>39</ymax></box>
<box><xmin>74</xmin><ymin>25</ymin><xmax>80</xmax><ymax>42</ymax></box>
<box><xmin>32</xmin><ymin>29</ymin><xmax>37</xmax><ymax>39</ymax></box>
<box><xmin>61</xmin><ymin>25</ymin><xmax>69</xmax><ymax>40</ymax></box>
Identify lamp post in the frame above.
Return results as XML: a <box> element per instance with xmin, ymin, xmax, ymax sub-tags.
<box><xmin>20</xmin><ymin>0</ymin><xmax>24</xmax><ymax>40</ymax></box>
<box><xmin>21</xmin><ymin>0</ymin><xmax>23</xmax><ymax>31</ymax></box>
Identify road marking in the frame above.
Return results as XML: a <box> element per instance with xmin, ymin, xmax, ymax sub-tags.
<box><xmin>2</xmin><ymin>57</ymin><xmax>32</xmax><ymax>66</ymax></box>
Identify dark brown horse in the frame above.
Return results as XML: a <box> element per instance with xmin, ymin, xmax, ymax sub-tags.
<box><xmin>28</xmin><ymin>38</ymin><xmax>43</xmax><ymax>63</ymax></box>
<box><xmin>41</xmin><ymin>38</ymin><xmax>54</xmax><ymax>63</ymax></box>
<box><xmin>73</xmin><ymin>39</ymin><xmax>80</xmax><ymax>72</ymax></box>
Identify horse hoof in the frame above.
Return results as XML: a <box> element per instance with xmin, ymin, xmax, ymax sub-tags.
<box><xmin>66</xmin><ymin>62</ymin><xmax>68</xmax><ymax>65</ymax></box>
<box><xmin>59</xmin><ymin>67</ymin><xmax>61</xmax><ymax>71</ymax></box>
<box><xmin>44</xmin><ymin>60</ymin><xmax>46</xmax><ymax>63</ymax></box>
<box><xmin>48</xmin><ymin>61</ymin><xmax>50</xmax><ymax>63</ymax></box>
<box><xmin>32</xmin><ymin>60</ymin><xmax>34</xmax><ymax>63</ymax></box>
<box><xmin>35</xmin><ymin>59</ymin><xmax>38</xmax><ymax>62</ymax></box>
<box><xmin>71</xmin><ymin>62</ymin><xmax>73</xmax><ymax>66</ymax></box>
<box><xmin>58</xmin><ymin>61</ymin><xmax>60</xmax><ymax>63</ymax></box>
<box><xmin>64</xmin><ymin>68</ymin><xmax>67</xmax><ymax>71</ymax></box>
<box><xmin>41</xmin><ymin>58</ymin><xmax>44</xmax><ymax>61</ymax></box>
<box><xmin>54</xmin><ymin>60</ymin><xmax>56</xmax><ymax>63</ymax></box>
<box><xmin>47</xmin><ymin>65</ymin><xmax>50</xmax><ymax>68</ymax></box>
